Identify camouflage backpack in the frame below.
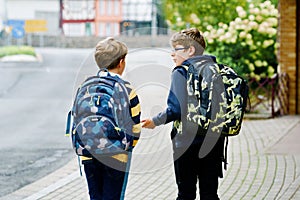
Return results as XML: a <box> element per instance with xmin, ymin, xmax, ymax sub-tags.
<box><xmin>65</xmin><ymin>69</ymin><xmax>134</xmax><ymax>158</ymax></box>
<box><xmin>181</xmin><ymin>60</ymin><xmax>249</xmax><ymax>136</ymax></box>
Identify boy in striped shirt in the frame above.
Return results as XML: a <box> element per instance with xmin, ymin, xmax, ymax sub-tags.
<box><xmin>81</xmin><ymin>37</ymin><xmax>141</xmax><ymax>200</ymax></box>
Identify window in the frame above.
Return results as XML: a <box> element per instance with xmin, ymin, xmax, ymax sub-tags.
<box><xmin>107</xmin><ymin>0</ymin><xmax>112</xmax><ymax>15</ymax></box>
<box><xmin>114</xmin><ymin>23</ymin><xmax>119</xmax><ymax>36</ymax></box>
<box><xmin>106</xmin><ymin>23</ymin><xmax>111</xmax><ymax>36</ymax></box>
<box><xmin>99</xmin><ymin>0</ymin><xmax>105</xmax><ymax>15</ymax></box>
<box><xmin>114</xmin><ymin>0</ymin><xmax>120</xmax><ymax>16</ymax></box>
<box><xmin>98</xmin><ymin>22</ymin><xmax>105</xmax><ymax>37</ymax></box>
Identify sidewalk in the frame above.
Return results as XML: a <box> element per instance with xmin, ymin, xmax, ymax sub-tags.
<box><xmin>1</xmin><ymin>115</ymin><xmax>300</xmax><ymax>200</ymax></box>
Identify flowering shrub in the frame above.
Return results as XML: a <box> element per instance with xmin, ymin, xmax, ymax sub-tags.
<box><xmin>203</xmin><ymin>1</ymin><xmax>278</xmax><ymax>80</ymax></box>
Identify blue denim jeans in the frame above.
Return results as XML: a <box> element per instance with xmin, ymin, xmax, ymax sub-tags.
<box><xmin>83</xmin><ymin>158</ymin><xmax>128</xmax><ymax>200</ymax></box>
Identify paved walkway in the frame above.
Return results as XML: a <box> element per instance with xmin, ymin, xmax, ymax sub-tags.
<box><xmin>1</xmin><ymin>115</ymin><xmax>300</xmax><ymax>200</ymax></box>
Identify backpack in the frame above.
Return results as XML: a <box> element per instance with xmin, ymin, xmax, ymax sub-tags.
<box><xmin>65</xmin><ymin>69</ymin><xmax>134</xmax><ymax>159</ymax></box>
<box><xmin>182</xmin><ymin>60</ymin><xmax>249</xmax><ymax>136</ymax></box>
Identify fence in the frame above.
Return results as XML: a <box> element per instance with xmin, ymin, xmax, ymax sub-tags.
<box><xmin>0</xmin><ymin>33</ymin><xmax>171</xmax><ymax>48</ymax></box>
<box><xmin>246</xmin><ymin>73</ymin><xmax>289</xmax><ymax>118</ymax></box>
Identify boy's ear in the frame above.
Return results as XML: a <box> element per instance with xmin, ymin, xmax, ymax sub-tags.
<box><xmin>118</xmin><ymin>58</ymin><xmax>126</xmax><ymax>72</ymax></box>
<box><xmin>188</xmin><ymin>46</ymin><xmax>196</xmax><ymax>56</ymax></box>
<box><xmin>119</xmin><ymin>58</ymin><xmax>125</xmax><ymax>64</ymax></box>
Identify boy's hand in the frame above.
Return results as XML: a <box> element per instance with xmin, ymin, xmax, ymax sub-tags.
<box><xmin>141</xmin><ymin>119</ymin><xmax>156</xmax><ymax>129</ymax></box>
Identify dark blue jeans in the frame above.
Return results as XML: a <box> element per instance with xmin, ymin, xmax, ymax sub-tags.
<box><xmin>174</xmin><ymin>138</ymin><xmax>224</xmax><ymax>200</ymax></box>
<box><xmin>83</xmin><ymin>158</ymin><xmax>128</xmax><ymax>200</ymax></box>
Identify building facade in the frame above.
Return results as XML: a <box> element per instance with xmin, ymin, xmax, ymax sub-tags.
<box><xmin>60</xmin><ymin>0</ymin><xmax>161</xmax><ymax>37</ymax></box>
<box><xmin>278</xmin><ymin>0</ymin><xmax>300</xmax><ymax>114</ymax></box>
<box><xmin>4</xmin><ymin>0</ymin><xmax>61</xmax><ymax>35</ymax></box>
<box><xmin>2</xmin><ymin>0</ymin><xmax>160</xmax><ymax>37</ymax></box>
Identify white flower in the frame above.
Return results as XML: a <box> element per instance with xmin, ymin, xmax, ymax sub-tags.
<box><xmin>203</xmin><ymin>31</ymin><xmax>209</xmax><ymax>37</ymax></box>
<box><xmin>262</xmin><ymin>0</ymin><xmax>272</xmax><ymax>8</ymax></box>
<box><xmin>256</xmin><ymin>15</ymin><xmax>263</xmax><ymax>22</ymax></box>
<box><xmin>190</xmin><ymin>13</ymin><xmax>200</xmax><ymax>24</ymax></box>
<box><xmin>266</xmin><ymin>28</ymin><xmax>277</xmax><ymax>36</ymax></box>
<box><xmin>236</xmin><ymin>6</ymin><xmax>244</xmax><ymax>13</ymax></box>
<box><xmin>174</xmin><ymin>12</ymin><xmax>180</xmax><ymax>17</ymax></box>
<box><xmin>240</xmin><ymin>11</ymin><xmax>247</xmax><ymax>18</ymax></box>
<box><xmin>176</xmin><ymin>21</ymin><xmax>185</xmax><ymax>27</ymax></box>
<box><xmin>222</xmin><ymin>24</ymin><xmax>228</xmax><ymax>30</ymax></box>
<box><xmin>258</xmin><ymin>23</ymin><xmax>269</xmax><ymax>34</ymax></box>
<box><xmin>235</xmin><ymin>17</ymin><xmax>242</xmax><ymax>23</ymax></box>
<box><xmin>166</xmin><ymin>20</ymin><xmax>172</xmax><ymax>26</ymax></box>
<box><xmin>246</xmin><ymin>33</ymin><xmax>252</xmax><ymax>40</ymax></box>
<box><xmin>208</xmin><ymin>39</ymin><xmax>214</xmax><ymax>44</ymax></box>
<box><xmin>246</xmin><ymin>39</ymin><xmax>253</xmax><ymax>46</ymax></box>
<box><xmin>267</xmin><ymin>66</ymin><xmax>275</xmax><ymax>75</ymax></box>
<box><xmin>249</xmin><ymin>21</ymin><xmax>258</xmax><ymax>29</ymax></box>
<box><xmin>255</xmin><ymin>60</ymin><xmax>263</xmax><ymax>67</ymax></box>
<box><xmin>225</xmin><ymin>32</ymin><xmax>232</xmax><ymax>40</ymax></box>
<box><xmin>266</xmin><ymin>17</ymin><xmax>278</xmax><ymax>27</ymax></box>
<box><xmin>256</xmin><ymin>41</ymin><xmax>262</xmax><ymax>46</ymax></box>
<box><xmin>230</xmin><ymin>37</ymin><xmax>237</xmax><ymax>43</ymax></box>
<box><xmin>263</xmin><ymin>40</ymin><xmax>274</xmax><ymax>48</ymax></box>
<box><xmin>249</xmin><ymin>63</ymin><xmax>255</xmax><ymax>71</ymax></box>
<box><xmin>249</xmin><ymin>15</ymin><xmax>255</xmax><ymax>21</ymax></box>
<box><xmin>250</xmin><ymin>8</ymin><xmax>259</xmax><ymax>15</ymax></box>
<box><xmin>239</xmin><ymin>31</ymin><xmax>247</xmax><ymax>38</ymax></box>
<box><xmin>218</xmin><ymin>22</ymin><xmax>225</xmax><ymax>27</ymax></box>
<box><xmin>263</xmin><ymin>61</ymin><xmax>268</xmax><ymax>66</ymax></box>
<box><xmin>217</xmin><ymin>28</ymin><xmax>225</xmax><ymax>35</ymax></box>
<box><xmin>255</xmin><ymin>75</ymin><xmax>261</xmax><ymax>81</ymax></box>
<box><xmin>240</xmin><ymin>24</ymin><xmax>247</xmax><ymax>30</ymax></box>
<box><xmin>230</xmin><ymin>21</ymin><xmax>236</xmax><ymax>28</ymax></box>
<box><xmin>207</xmin><ymin>25</ymin><xmax>213</xmax><ymax>30</ymax></box>
<box><xmin>219</xmin><ymin>35</ymin><xmax>225</xmax><ymax>42</ymax></box>
<box><xmin>270</xmin><ymin>8</ymin><xmax>278</xmax><ymax>16</ymax></box>
<box><xmin>261</xmin><ymin>9</ymin><xmax>269</xmax><ymax>16</ymax></box>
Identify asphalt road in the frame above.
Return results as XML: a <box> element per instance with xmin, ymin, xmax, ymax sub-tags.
<box><xmin>0</xmin><ymin>47</ymin><xmax>175</xmax><ymax>197</ymax></box>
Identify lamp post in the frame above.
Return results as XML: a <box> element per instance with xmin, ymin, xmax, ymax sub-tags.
<box><xmin>0</xmin><ymin>0</ymin><xmax>7</xmax><ymax>21</ymax></box>
<box><xmin>151</xmin><ymin>0</ymin><xmax>157</xmax><ymax>37</ymax></box>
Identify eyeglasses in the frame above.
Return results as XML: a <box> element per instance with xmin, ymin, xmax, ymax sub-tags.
<box><xmin>172</xmin><ymin>47</ymin><xmax>189</xmax><ymax>52</ymax></box>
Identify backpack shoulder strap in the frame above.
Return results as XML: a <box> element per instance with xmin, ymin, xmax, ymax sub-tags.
<box><xmin>179</xmin><ymin>65</ymin><xmax>189</xmax><ymax>71</ymax></box>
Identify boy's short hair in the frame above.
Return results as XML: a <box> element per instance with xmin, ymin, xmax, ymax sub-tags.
<box><xmin>170</xmin><ymin>28</ymin><xmax>206</xmax><ymax>55</ymax></box>
<box><xmin>94</xmin><ymin>37</ymin><xmax>128</xmax><ymax>69</ymax></box>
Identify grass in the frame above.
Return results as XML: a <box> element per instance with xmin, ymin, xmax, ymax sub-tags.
<box><xmin>0</xmin><ymin>45</ymin><xmax>36</xmax><ymax>58</ymax></box>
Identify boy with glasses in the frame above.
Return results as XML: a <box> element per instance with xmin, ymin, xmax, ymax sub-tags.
<box><xmin>143</xmin><ymin>28</ymin><xmax>225</xmax><ymax>200</ymax></box>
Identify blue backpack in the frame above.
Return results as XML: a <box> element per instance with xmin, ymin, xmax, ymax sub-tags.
<box><xmin>66</xmin><ymin>69</ymin><xmax>134</xmax><ymax>159</ymax></box>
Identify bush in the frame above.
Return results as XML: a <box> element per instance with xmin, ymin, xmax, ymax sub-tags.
<box><xmin>0</xmin><ymin>45</ymin><xmax>36</xmax><ymax>58</ymax></box>
<box><xmin>203</xmin><ymin>1</ymin><xmax>278</xmax><ymax>80</ymax></box>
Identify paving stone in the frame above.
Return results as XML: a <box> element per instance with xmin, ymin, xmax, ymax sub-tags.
<box><xmin>1</xmin><ymin>116</ymin><xmax>300</xmax><ymax>200</ymax></box>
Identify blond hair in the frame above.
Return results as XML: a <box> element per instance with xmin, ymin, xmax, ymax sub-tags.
<box><xmin>170</xmin><ymin>28</ymin><xmax>206</xmax><ymax>55</ymax></box>
<box><xmin>94</xmin><ymin>37</ymin><xmax>128</xmax><ymax>69</ymax></box>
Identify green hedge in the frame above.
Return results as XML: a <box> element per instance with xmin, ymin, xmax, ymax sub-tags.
<box><xmin>0</xmin><ymin>45</ymin><xmax>36</xmax><ymax>58</ymax></box>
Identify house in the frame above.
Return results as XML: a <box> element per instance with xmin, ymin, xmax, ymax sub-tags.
<box><xmin>1</xmin><ymin>0</ymin><xmax>163</xmax><ymax>37</ymax></box>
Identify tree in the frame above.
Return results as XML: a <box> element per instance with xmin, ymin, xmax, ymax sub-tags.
<box><xmin>204</xmin><ymin>1</ymin><xmax>278</xmax><ymax>79</ymax></box>
<box><xmin>161</xmin><ymin>0</ymin><xmax>248</xmax><ymax>31</ymax></box>
<box><xmin>161</xmin><ymin>0</ymin><xmax>279</xmax><ymax>79</ymax></box>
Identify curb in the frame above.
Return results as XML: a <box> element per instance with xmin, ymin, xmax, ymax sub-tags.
<box><xmin>0</xmin><ymin>53</ymin><xmax>43</xmax><ymax>68</ymax></box>
<box><xmin>0</xmin><ymin>158</ymin><xmax>79</xmax><ymax>200</ymax></box>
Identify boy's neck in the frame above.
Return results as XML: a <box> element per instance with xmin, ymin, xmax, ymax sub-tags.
<box><xmin>108</xmin><ymin>68</ymin><xmax>122</xmax><ymax>76</ymax></box>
